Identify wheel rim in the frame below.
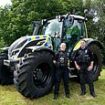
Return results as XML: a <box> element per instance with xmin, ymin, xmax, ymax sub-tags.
<box><xmin>33</xmin><ymin>63</ymin><xmax>52</xmax><ymax>88</ymax></box>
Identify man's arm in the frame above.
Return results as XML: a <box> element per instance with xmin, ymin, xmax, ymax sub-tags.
<box><xmin>88</xmin><ymin>61</ymin><xmax>94</xmax><ymax>71</ymax></box>
<box><xmin>53</xmin><ymin>52</ymin><xmax>59</xmax><ymax>64</ymax></box>
<box><xmin>73</xmin><ymin>49</ymin><xmax>80</xmax><ymax>70</ymax></box>
<box><xmin>74</xmin><ymin>61</ymin><xmax>80</xmax><ymax>70</ymax></box>
<box><xmin>88</xmin><ymin>50</ymin><xmax>94</xmax><ymax>71</ymax></box>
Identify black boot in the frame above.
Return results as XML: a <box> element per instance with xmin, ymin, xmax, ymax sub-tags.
<box><xmin>90</xmin><ymin>92</ymin><xmax>96</xmax><ymax>97</ymax></box>
<box><xmin>80</xmin><ymin>84</ymin><xmax>86</xmax><ymax>95</ymax></box>
<box><xmin>80</xmin><ymin>91</ymin><xmax>86</xmax><ymax>95</ymax></box>
<box><xmin>89</xmin><ymin>83</ymin><xmax>96</xmax><ymax>97</ymax></box>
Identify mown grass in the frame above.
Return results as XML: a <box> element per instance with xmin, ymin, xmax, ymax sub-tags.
<box><xmin>0</xmin><ymin>69</ymin><xmax>105</xmax><ymax>105</ymax></box>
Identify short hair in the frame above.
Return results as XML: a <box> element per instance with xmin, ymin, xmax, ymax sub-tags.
<box><xmin>60</xmin><ymin>43</ymin><xmax>66</xmax><ymax>48</ymax></box>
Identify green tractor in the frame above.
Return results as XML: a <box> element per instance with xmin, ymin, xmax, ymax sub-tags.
<box><xmin>0</xmin><ymin>14</ymin><xmax>103</xmax><ymax>98</ymax></box>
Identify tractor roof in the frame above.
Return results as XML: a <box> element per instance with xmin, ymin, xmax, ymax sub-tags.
<box><xmin>56</xmin><ymin>14</ymin><xmax>87</xmax><ymax>21</ymax></box>
<box><xmin>70</xmin><ymin>15</ymin><xmax>86</xmax><ymax>20</ymax></box>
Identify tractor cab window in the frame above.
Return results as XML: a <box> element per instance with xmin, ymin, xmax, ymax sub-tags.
<box><xmin>42</xmin><ymin>19</ymin><xmax>62</xmax><ymax>38</ymax></box>
<box><xmin>42</xmin><ymin>19</ymin><xmax>63</xmax><ymax>52</ymax></box>
<box><xmin>64</xmin><ymin>19</ymin><xmax>86</xmax><ymax>52</ymax></box>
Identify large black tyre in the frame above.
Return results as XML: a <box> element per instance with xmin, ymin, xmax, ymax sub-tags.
<box><xmin>14</xmin><ymin>51</ymin><xmax>54</xmax><ymax>98</ymax></box>
<box><xmin>88</xmin><ymin>44</ymin><xmax>103</xmax><ymax>81</ymax></box>
<box><xmin>0</xmin><ymin>53</ymin><xmax>13</xmax><ymax>85</ymax></box>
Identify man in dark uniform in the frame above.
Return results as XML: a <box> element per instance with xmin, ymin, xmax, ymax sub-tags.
<box><xmin>74</xmin><ymin>40</ymin><xmax>96</xmax><ymax>97</ymax></box>
<box><xmin>53</xmin><ymin>43</ymin><xmax>70</xmax><ymax>99</ymax></box>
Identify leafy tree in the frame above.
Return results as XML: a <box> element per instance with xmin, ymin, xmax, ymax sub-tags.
<box><xmin>0</xmin><ymin>0</ymin><xmax>105</xmax><ymax>64</ymax></box>
<box><xmin>2</xmin><ymin>0</ymin><xmax>63</xmax><ymax>45</ymax></box>
<box><xmin>0</xmin><ymin>7</ymin><xmax>11</xmax><ymax>44</ymax></box>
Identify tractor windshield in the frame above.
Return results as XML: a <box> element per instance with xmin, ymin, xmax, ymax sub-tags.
<box><xmin>42</xmin><ymin>19</ymin><xmax>63</xmax><ymax>37</ymax></box>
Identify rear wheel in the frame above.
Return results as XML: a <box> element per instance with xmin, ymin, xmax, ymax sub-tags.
<box><xmin>0</xmin><ymin>53</ymin><xmax>13</xmax><ymax>85</ymax></box>
<box><xmin>14</xmin><ymin>51</ymin><xmax>54</xmax><ymax>98</ymax></box>
<box><xmin>88</xmin><ymin>44</ymin><xmax>103</xmax><ymax>81</ymax></box>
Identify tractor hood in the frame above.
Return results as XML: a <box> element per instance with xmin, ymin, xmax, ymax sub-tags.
<box><xmin>8</xmin><ymin>35</ymin><xmax>53</xmax><ymax>59</ymax></box>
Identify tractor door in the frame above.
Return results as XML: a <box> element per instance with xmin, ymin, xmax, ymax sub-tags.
<box><xmin>42</xmin><ymin>19</ymin><xmax>63</xmax><ymax>52</ymax></box>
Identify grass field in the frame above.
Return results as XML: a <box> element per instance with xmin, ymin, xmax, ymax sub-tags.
<box><xmin>0</xmin><ymin>69</ymin><xmax>105</xmax><ymax>105</ymax></box>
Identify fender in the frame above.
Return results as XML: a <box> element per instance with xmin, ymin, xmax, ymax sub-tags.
<box><xmin>85</xmin><ymin>39</ymin><xmax>103</xmax><ymax>49</ymax></box>
<box><xmin>73</xmin><ymin>38</ymin><xmax>103</xmax><ymax>51</ymax></box>
<box><xmin>17</xmin><ymin>35</ymin><xmax>52</xmax><ymax>57</ymax></box>
<box><xmin>71</xmin><ymin>38</ymin><xmax>103</xmax><ymax>61</ymax></box>
<box><xmin>35</xmin><ymin>47</ymin><xmax>55</xmax><ymax>56</ymax></box>
<box><xmin>16</xmin><ymin>39</ymin><xmax>45</xmax><ymax>57</ymax></box>
<box><xmin>26</xmin><ymin>46</ymin><xmax>55</xmax><ymax>56</ymax></box>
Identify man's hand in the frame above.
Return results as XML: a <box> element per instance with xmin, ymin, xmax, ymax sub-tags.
<box><xmin>53</xmin><ymin>60</ymin><xmax>56</xmax><ymax>64</ymax></box>
<box><xmin>88</xmin><ymin>61</ymin><xmax>94</xmax><ymax>71</ymax></box>
<box><xmin>88</xmin><ymin>65</ymin><xmax>93</xmax><ymax>71</ymax></box>
<box><xmin>76</xmin><ymin>65</ymin><xmax>80</xmax><ymax>70</ymax></box>
<box><xmin>74</xmin><ymin>61</ymin><xmax>80</xmax><ymax>70</ymax></box>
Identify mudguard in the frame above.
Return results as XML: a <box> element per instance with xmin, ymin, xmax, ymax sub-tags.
<box><xmin>18</xmin><ymin>35</ymin><xmax>53</xmax><ymax>57</ymax></box>
<box><xmin>73</xmin><ymin>38</ymin><xmax>103</xmax><ymax>51</ymax></box>
<box><xmin>26</xmin><ymin>46</ymin><xmax>55</xmax><ymax>56</ymax></box>
<box><xmin>8</xmin><ymin>35</ymin><xmax>53</xmax><ymax>59</ymax></box>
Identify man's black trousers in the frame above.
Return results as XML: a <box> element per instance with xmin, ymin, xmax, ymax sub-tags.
<box><xmin>78</xmin><ymin>65</ymin><xmax>95</xmax><ymax>94</ymax></box>
<box><xmin>54</xmin><ymin>66</ymin><xmax>69</xmax><ymax>95</ymax></box>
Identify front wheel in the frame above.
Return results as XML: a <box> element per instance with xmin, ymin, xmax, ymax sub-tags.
<box><xmin>14</xmin><ymin>51</ymin><xmax>54</xmax><ymax>98</ymax></box>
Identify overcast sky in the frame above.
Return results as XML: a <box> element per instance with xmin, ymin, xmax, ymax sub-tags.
<box><xmin>0</xmin><ymin>0</ymin><xmax>12</xmax><ymax>7</ymax></box>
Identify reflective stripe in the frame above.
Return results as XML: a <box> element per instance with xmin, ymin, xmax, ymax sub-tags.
<box><xmin>31</xmin><ymin>36</ymin><xmax>44</xmax><ymax>41</ymax></box>
<box><xmin>31</xmin><ymin>36</ymin><xmax>35</xmax><ymax>41</ymax></box>
<box><xmin>40</xmin><ymin>35</ymin><xmax>44</xmax><ymax>39</ymax></box>
<box><xmin>73</xmin><ymin>40</ymin><xmax>82</xmax><ymax>51</ymax></box>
